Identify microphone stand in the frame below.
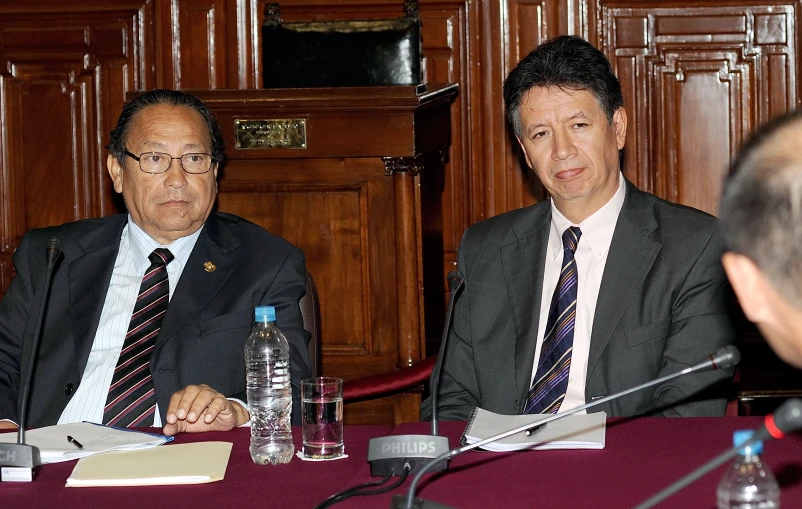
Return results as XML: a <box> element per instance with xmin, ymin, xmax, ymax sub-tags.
<box><xmin>367</xmin><ymin>271</ymin><xmax>464</xmax><ymax>477</ymax></box>
<box><xmin>1</xmin><ymin>238</ymin><xmax>62</xmax><ymax>482</ymax></box>
<box><xmin>393</xmin><ymin>347</ymin><xmax>740</xmax><ymax>509</ymax></box>
<box><xmin>634</xmin><ymin>442</ymin><xmax>754</xmax><ymax>509</ymax></box>
<box><xmin>634</xmin><ymin>398</ymin><xmax>802</xmax><ymax>509</ymax></box>
<box><xmin>430</xmin><ymin>271</ymin><xmax>463</xmax><ymax>436</ymax></box>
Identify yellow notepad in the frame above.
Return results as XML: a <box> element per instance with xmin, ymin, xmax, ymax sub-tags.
<box><xmin>66</xmin><ymin>441</ymin><xmax>233</xmax><ymax>487</ymax></box>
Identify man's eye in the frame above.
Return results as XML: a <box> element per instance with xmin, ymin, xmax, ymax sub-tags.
<box><xmin>186</xmin><ymin>155</ymin><xmax>202</xmax><ymax>163</ymax></box>
<box><xmin>146</xmin><ymin>154</ymin><xmax>164</xmax><ymax>163</ymax></box>
<box><xmin>573</xmin><ymin>123</ymin><xmax>588</xmax><ymax>129</ymax></box>
<box><xmin>533</xmin><ymin>131</ymin><xmax>547</xmax><ymax>139</ymax></box>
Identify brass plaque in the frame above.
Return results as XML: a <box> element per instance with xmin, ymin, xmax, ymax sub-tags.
<box><xmin>234</xmin><ymin>119</ymin><xmax>307</xmax><ymax>149</ymax></box>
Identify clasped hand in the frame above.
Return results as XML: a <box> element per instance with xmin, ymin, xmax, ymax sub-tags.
<box><xmin>163</xmin><ymin>384</ymin><xmax>249</xmax><ymax>436</ymax></box>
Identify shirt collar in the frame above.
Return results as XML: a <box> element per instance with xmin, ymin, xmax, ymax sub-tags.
<box><xmin>126</xmin><ymin>215</ymin><xmax>204</xmax><ymax>269</ymax></box>
<box><xmin>548</xmin><ymin>172</ymin><xmax>626</xmax><ymax>259</ymax></box>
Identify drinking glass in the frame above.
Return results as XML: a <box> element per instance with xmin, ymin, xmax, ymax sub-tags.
<box><xmin>301</xmin><ymin>377</ymin><xmax>344</xmax><ymax>458</ymax></box>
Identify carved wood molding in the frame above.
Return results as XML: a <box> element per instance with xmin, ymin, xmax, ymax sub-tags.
<box><xmin>601</xmin><ymin>2</ymin><xmax>796</xmax><ymax>214</ymax></box>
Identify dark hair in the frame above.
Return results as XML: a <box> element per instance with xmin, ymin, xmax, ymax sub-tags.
<box><xmin>503</xmin><ymin>35</ymin><xmax>624</xmax><ymax>137</ymax></box>
<box><xmin>720</xmin><ymin>108</ymin><xmax>802</xmax><ymax>308</ymax></box>
<box><xmin>108</xmin><ymin>89</ymin><xmax>225</xmax><ymax>166</ymax></box>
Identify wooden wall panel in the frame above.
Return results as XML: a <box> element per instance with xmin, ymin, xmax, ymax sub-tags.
<box><xmin>217</xmin><ymin>163</ymin><xmax>390</xmax><ymax>364</ymax></box>
<box><xmin>0</xmin><ymin>1</ymin><xmax>157</xmax><ymax>298</ymax></box>
<box><xmin>420</xmin><ymin>5</ymin><xmax>470</xmax><ymax>316</ymax></box>
<box><xmin>600</xmin><ymin>2</ymin><xmax>797</xmax><ymax>215</ymax></box>
<box><xmin>170</xmin><ymin>0</ymin><xmax>229</xmax><ymax>88</ymax></box>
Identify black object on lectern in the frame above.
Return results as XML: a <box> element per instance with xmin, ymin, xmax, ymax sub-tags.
<box><xmin>261</xmin><ymin>1</ymin><xmax>422</xmax><ymax>88</ymax></box>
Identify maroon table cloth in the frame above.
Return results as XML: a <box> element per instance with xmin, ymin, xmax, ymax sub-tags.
<box><xmin>337</xmin><ymin>418</ymin><xmax>802</xmax><ymax>508</ymax></box>
<box><xmin>1</xmin><ymin>425</ymin><xmax>391</xmax><ymax>509</ymax></box>
<box><xmin>2</xmin><ymin>418</ymin><xmax>801</xmax><ymax>508</ymax></box>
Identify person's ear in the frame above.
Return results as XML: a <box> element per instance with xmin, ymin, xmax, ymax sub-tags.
<box><xmin>107</xmin><ymin>153</ymin><xmax>124</xmax><ymax>194</ymax></box>
<box><xmin>613</xmin><ymin>107</ymin><xmax>627</xmax><ymax>150</ymax></box>
<box><xmin>515</xmin><ymin>135</ymin><xmax>535</xmax><ymax>169</ymax></box>
<box><xmin>722</xmin><ymin>252</ymin><xmax>772</xmax><ymax>323</ymax></box>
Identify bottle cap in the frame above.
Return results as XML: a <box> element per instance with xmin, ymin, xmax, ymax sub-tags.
<box><xmin>733</xmin><ymin>429</ymin><xmax>763</xmax><ymax>455</ymax></box>
<box><xmin>255</xmin><ymin>305</ymin><xmax>276</xmax><ymax>322</ymax></box>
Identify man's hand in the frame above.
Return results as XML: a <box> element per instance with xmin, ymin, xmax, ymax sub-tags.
<box><xmin>163</xmin><ymin>384</ymin><xmax>249</xmax><ymax>436</ymax></box>
<box><xmin>0</xmin><ymin>421</ymin><xmax>18</xmax><ymax>432</ymax></box>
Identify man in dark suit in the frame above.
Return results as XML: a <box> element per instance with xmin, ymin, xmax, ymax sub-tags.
<box><xmin>422</xmin><ymin>36</ymin><xmax>735</xmax><ymax>421</ymax></box>
<box><xmin>720</xmin><ymin>108</ymin><xmax>802</xmax><ymax>369</ymax></box>
<box><xmin>0</xmin><ymin>89</ymin><xmax>311</xmax><ymax>434</ymax></box>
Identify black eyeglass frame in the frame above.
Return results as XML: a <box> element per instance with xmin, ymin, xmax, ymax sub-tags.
<box><xmin>123</xmin><ymin>149</ymin><xmax>216</xmax><ymax>175</ymax></box>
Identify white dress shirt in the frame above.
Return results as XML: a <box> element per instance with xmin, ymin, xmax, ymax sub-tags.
<box><xmin>530</xmin><ymin>173</ymin><xmax>626</xmax><ymax>412</ymax></box>
<box><xmin>58</xmin><ymin>217</ymin><xmax>201</xmax><ymax>426</ymax></box>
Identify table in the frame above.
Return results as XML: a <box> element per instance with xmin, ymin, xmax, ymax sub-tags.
<box><xmin>1</xmin><ymin>425</ymin><xmax>391</xmax><ymax>509</ymax></box>
<box><xmin>338</xmin><ymin>419</ymin><xmax>802</xmax><ymax>508</ymax></box>
<box><xmin>2</xmin><ymin>418</ymin><xmax>801</xmax><ymax>508</ymax></box>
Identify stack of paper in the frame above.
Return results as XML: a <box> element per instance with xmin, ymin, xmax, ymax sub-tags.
<box><xmin>66</xmin><ymin>442</ymin><xmax>232</xmax><ymax>487</ymax></box>
<box><xmin>461</xmin><ymin>408</ymin><xmax>606</xmax><ymax>451</ymax></box>
<box><xmin>0</xmin><ymin>421</ymin><xmax>173</xmax><ymax>464</ymax></box>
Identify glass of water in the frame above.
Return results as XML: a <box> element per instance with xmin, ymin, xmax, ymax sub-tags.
<box><xmin>301</xmin><ymin>377</ymin><xmax>344</xmax><ymax>459</ymax></box>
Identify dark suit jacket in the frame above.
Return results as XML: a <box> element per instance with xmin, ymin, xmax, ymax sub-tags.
<box><xmin>0</xmin><ymin>212</ymin><xmax>312</xmax><ymax>427</ymax></box>
<box><xmin>422</xmin><ymin>180</ymin><xmax>735</xmax><ymax>421</ymax></box>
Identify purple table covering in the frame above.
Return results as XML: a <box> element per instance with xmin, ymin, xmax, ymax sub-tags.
<box><xmin>3</xmin><ymin>418</ymin><xmax>802</xmax><ymax>508</ymax></box>
<box><xmin>337</xmin><ymin>418</ymin><xmax>802</xmax><ymax>508</ymax></box>
<box><xmin>1</xmin><ymin>425</ymin><xmax>391</xmax><ymax>509</ymax></box>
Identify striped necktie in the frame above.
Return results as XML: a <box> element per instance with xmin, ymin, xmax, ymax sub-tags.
<box><xmin>103</xmin><ymin>248</ymin><xmax>174</xmax><ymax>427</ymax></box>
<box><xmin>524</xmin><ymin>226</ymin><xmax>582</xmax><ymax>415</ymax></box>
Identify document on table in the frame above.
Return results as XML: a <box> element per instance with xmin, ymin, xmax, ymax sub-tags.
<box><xmin>66</xmin><ymin>441</ymin><xmax>233</xmax><ymax>487</ymax></box>
<box><xmin>461</xmin><ymin>408</ymin><xmax>606</xmax><ymax>452</ymax></box>
<box><xmin>0</xmin><ymin>421</ymin><xmax>173</xmax><ymax>464</ymax></box>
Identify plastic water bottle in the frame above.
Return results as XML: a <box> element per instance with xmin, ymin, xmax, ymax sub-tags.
<box><xmin>716</xmin><ymin>430</ymin><xmax>780</xmax><ymax>509</ymax></box>
<box><xmin>245</xmin><ymin>305</ymin><xmax>294</xmax><ymax>465</ymax></box>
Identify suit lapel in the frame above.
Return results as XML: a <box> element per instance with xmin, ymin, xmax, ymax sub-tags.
<box><xmin>68</xmin><ymin>216</ymin><xmax>127</xmax><ymax>374</ymax></box>
<box><xmin>156</xmin><ymin>214</ymin><xmax>241</xmax><ymax>349</ymax></box>
<box><xmin>587</xmin><ymin>182</ymin><xmax>661</xmax><ymax>378</ymax></box>
<box><xmin>501</xmin><ymin>205</ymin><xmax>551</xmax><ymax>410</ymax></box>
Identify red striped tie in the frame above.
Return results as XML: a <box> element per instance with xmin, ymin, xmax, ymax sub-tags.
<box><xmin>103</xmin><ymin>248</ymin><xmax>174</xmax><ymax>427</ymax></box>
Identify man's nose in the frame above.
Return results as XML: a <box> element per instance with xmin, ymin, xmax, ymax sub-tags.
<box><xmin>552</xmin><ymin>130</ymin><xmax>577</xmax><ymax>160</ymax></box>
<box><xmin>164</xmin><ymin>158</ymin><xmax>189</xmax><ymax>186</ymax></box>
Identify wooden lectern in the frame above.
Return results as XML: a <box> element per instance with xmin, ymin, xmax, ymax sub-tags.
<box><xmin>191</xmin><ymin>84</ymin><xmax>458</xmax><ymax>425</ymax></box>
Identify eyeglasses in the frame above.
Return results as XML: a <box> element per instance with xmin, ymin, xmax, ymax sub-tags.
<box><xmin>124</xmin><ymin>149</ymin><xmax>214</xmax><ymax>174</ymax></box>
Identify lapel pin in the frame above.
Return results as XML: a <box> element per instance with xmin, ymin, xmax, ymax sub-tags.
<box><xmin>204</xmin><ymin>261</ymin><xmax>216</xmax><ymax>272</ymax></box>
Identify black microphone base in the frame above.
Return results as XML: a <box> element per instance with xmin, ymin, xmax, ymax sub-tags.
<box><xmin>368</xmin><ymin>435</ymin><xmax>450</xmax><ymax>477</ymax></box>
<box><xmin>390</xmin><ymin>494</ymin><xmax>456</xmax><ymax>509</ymax></box>
<box><xmin>0</xmin><ymin>443</ymin><xmax>41</xmax><ymax>482</ymax></box>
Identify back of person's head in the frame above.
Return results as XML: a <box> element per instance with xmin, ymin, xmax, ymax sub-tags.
<box><xmin>720</xmin><ymin>108</ymin><xmax>802</xmax><ymax>309</ymax></box>
<box><xmin>503</xmin><ymin>35</ymin><xmax>624</xmax><ymax>137</ymax></box>
<box><xmin>108</xmin><ymin>89</ymin><xmax>225</xmax><ymax>167</ymax></box>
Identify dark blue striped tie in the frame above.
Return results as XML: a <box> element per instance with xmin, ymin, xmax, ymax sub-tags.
<box><xmin>103</xmin><ymin>248</ymin><xmax>173</xmax><ymax>427</ymax></box>
<box><xmin>524</xmin><ymin>226</ymin><xmax>582</xmax><ymax>415</ymax></box>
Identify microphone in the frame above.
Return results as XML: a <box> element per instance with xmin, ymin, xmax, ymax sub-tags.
<box><xmin>367</xmin><ymin>270</ymin><xmax>465</xmax><ymax>477</ymax></box>
<box><xmin>431</xmin><ymin>271</ymin><xmax>463</xmax><ymax>436</ymax></box>
<box><xmin>1</xmin><ymin>238</ymin><xmax>62</xmax><ymax>482</ymax></box>
<box><xmin>391</xmin><ymin>345</ymin><xmax>741</xmax><ymax>508</ymax></box>
<box><xmin>633</xmin><ymin>397</ymin><xmax>802</xmax><ymax>509</ymax></box>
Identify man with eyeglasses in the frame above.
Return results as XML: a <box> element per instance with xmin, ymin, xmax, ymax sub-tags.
<box><xmin>0</xmin><ymin>89</ymin><xmax>311</xmax><ymax>435</ymax></box>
